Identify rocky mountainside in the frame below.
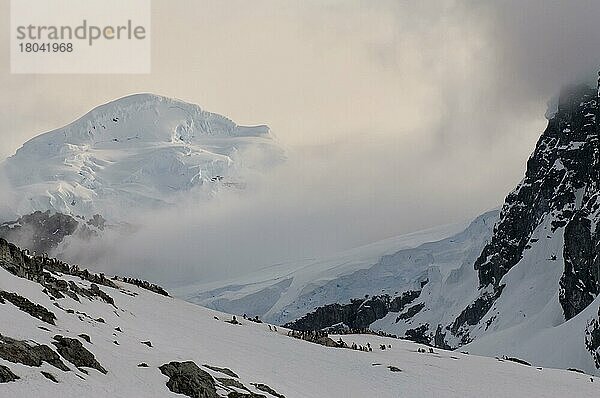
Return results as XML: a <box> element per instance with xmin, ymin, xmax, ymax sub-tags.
<box><xmin>188</xmin><ymin>82</ymin><xmax>600</xmax><ymax>375</ymax></box>
<box><xmin>0</xmin><ymin>238</ymin><xmax>598</xmax><ymax>397</ymax></box>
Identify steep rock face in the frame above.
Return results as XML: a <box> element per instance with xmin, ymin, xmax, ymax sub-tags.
<box><xmin>284</xmin><ymin>289</ymin><xmax>422</xmax><ymax>332</ymax></box>
<box><xmin>459</xmin><ymin>84</ymin><xmax>600</xmax><ymax>334</ymax></box>
<box><xmin>561</xmin><ymin>215</ymin><xmax>599</xmax><ymax>319</ymax></box>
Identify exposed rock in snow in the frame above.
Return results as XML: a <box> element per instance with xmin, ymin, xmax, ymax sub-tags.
<box><xmin>0</xmin><ymin>334</ymin><xmax>69</xmax><ymax>371</ymax></box>
<box><xmin>0</xmin><ymin>364</ymin><xmax>19</xmax><ymax>383</ymax></box>
<box><xmin>52</xmin><ymin>335</ymin><xmax>107</xmax><ymax>374</ymax></box>
<box><xmin>159</xmin><ymin>361</ymin><xmax>219</xmax><ymax>398</ymax></box>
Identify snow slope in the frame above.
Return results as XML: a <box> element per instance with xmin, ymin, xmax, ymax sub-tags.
<box><xmin>174</xmin><ymin>216</ymin><xmax>478</xmax><ymax>325</ymax></box>
<box><xmin>1</xmin><ymin>94</ymin><xmax>284</xmax><ymax>221</ymax></box>
<box><xmin>1</xmin><ymin>243</ymin><xmax>598</xmax><ymax>397</ymax></box>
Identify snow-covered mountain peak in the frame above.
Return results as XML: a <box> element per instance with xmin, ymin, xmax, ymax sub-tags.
<box><xmin>15</xmin><ymin>93</ymin><xmax>272</xmax><ymax>152</ymax></box>
<box><xmin>1</xmin><ymin>94</ymin><xmax>284</xmax><ymax>221</ymax></box>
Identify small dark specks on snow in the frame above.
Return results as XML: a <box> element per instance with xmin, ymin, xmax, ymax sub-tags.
<box><xmin>141</xmin><ymin>341</ymin><xmax>153</xmax><ymax>347</ymax></box>
<box><xmin>115</xmin><ymin>327</ymin><xmax>122</xmax><ymax>333</ymax></box>
<box><xmin>38</xmin><ymin>326</ymin><xmax>51</xmax><ymax>332</ymax></box>
<box><xmin>137</xmin><ymin>363</ymin><xmax>149</xmax><ymax>368</ymax></box>
<box><xmin>387</xmin><ymin>366</ymin><xmax>402</xmax><ymax>372</ymax></box>
<box><xmin>113</xmin><ymin>340</ymin><xmax>119</xmax><ymax>345</ymax></box>
<box><xmin>371</xmin><ymin>363</ymin><xmax>382</xmax><ymax>366</ymax></box>
<box><xmin>96</xmin><ymin>318</ymin><xmax>105</xmax><ymax>323</ymax></box>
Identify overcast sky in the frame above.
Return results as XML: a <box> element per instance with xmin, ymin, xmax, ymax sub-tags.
<box><xmin>2</xmin><ymin>0</ymin><xmax>600</xmax><ymax>284</ymax></box>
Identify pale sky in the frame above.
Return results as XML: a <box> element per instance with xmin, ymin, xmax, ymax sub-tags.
<box><xmin>2</xmin><ymin>0</ymin><xmax>600</xmax><ymax>282</ymax></box>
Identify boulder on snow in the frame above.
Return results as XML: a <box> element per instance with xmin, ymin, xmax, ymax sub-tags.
<box><xmin>160</xmin><ymin>361</ymin><xmax>219</xmax><ymax>398</ymax></box>
<box><xmin>52</xmin><ymin>335</ymin><xmax>107</xmax><ymax>374</ymax></box>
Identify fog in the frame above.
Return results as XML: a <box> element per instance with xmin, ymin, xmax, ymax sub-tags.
<box><xmin>3</xmin><ymin>1</ymin><xmax>600</xmax><ymax>285</ymax></box>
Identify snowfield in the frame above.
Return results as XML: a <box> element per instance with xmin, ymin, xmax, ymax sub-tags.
<box><xmin>0</xmin><ymin>261</ymin><xmax>598</xmax><ymax>398</ymax></box>
<box><xmin>175</xmin><ymin>217</ymin><xmax>476</xmax><ymax>325</ymax></box>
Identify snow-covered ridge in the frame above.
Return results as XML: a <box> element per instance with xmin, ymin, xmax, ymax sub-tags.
<box><xmin>1</xmin><ymin>238</ymin><xmax>598</xmax><ymax>397</ymax></box>
<box><xmin>1</xmin><ymin>94</ymin><xmax>285</xmax><ymax>221</ymax></box>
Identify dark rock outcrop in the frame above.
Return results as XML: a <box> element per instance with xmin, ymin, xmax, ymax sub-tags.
<box><xmin>284</xmin><ymin>289</ymin><xmax>422</xmax><ymax>331</ymax></box>
<box><xmin>159</xmin><ymin>361</ymin><xmax>219</xmax><ymax>398</ymax></box>
<box><xmin>0</xmin><ymin>364</ymin><xmax>19</xmax><ymax>383</ymax></box>
<box><xmin>434</xmin><ymin>324</ymin><xmax>451</xmax><ymax>350</ymax></box>
<box><xmin>52</xmin><ymin>335</ymin><xmax>107</xmax><ymax>374</ymax></box>
<box><xmin>405</xmin><ymin>324</ymin><xmax>430</xmax><ymax>345</ymax></box>
<box><xmin>41</xmin><ymin>371</ymin><xmax>59</xmax><ymax>383</ymax></box>
<box><xmin>450</xmin><ymin>285</ymin><xmax>505</xmax><ymax>342</ymax></box>
<box><xmin>0</xmin><ymin>334</ymin><xmax>69</xmax><ymax>371</ymax></box>
<box><xmin>395</xmin><ymin>303</ymin><xmax>425</xmax><ymax>322</ymax></box>
<box><xmin>0</xmin><ymin>290</ymin><xmax>56</xmax><ymax>324</ymax></box>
